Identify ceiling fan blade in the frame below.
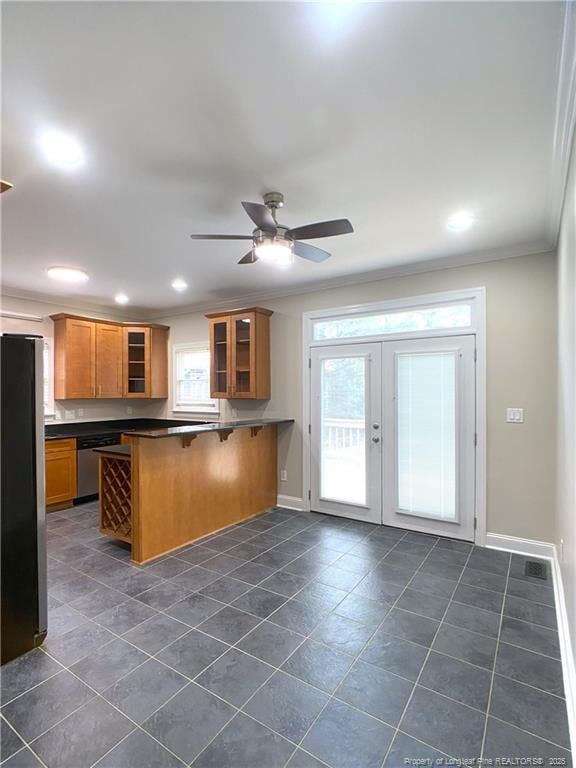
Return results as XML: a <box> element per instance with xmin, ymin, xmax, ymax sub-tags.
<box><xmin>293</xmin><ymin>241</ymin><xmax>331</xmax><ymax>263</ymax></box>
<box><xmin>241</xmin><ymin>202</ymin><xmax>277</xmax><ymax>233</ymax></box>
<box><xmin>190</xmin><ymin>234</ymin><xmax>253</xmax><ymax>240</ymax></box>
<box><xmin>287</xmin><ymin>218</ymin><xmax>353</xmax><ymax>240</ymax></box>
<box><xmin>238</xmin><ymin>251</ymin><xmax>258</xmax><ymax>264</ymax></box>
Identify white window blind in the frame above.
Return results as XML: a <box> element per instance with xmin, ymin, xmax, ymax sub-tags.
<box><xmin>174</xmin><ymin>343</ymin><xmax>218</xmax><ymax>413</ymax></box>
<box><xmin>43</xmin><ymin>340</ymin><xmax>52</xmax><ymax>413</ymax></box>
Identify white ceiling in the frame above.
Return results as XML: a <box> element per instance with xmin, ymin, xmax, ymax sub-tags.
<box><xmin>1</xmin><ymin>1</ymin><xmax>566</xmax><ymax>314</ymax></box>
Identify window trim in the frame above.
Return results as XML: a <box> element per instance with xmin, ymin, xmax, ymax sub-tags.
<box><xmin>43</xmin><ymin>338</ymin><xmax>55</xmax><ymax>418</ymax></box>
<box><xmin>302</xmin><ymin>287</ymin><xmax>486</xmax><ymax>546</ymax></box>
<box><xmin>172</xmin><ymin>341</ymin><xmax>219</xmax><ymax>415</ymax></box>
<box><xmin>307</xmin><ymin>290</ymin><xmax>480</xmax><ymax>346</ymax></box>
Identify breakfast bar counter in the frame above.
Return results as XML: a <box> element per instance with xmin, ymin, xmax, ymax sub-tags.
<box><xmin>95</xmin><ymin>419</ymin><xmax>293</xmax><ymax>564</ymax></box>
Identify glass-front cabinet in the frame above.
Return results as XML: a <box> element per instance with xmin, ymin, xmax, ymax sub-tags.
<box><xmin>207</xmin><ymin>308</ymin><xmax>272</xmax><ymax>399</ymax></box>
<box><xmin>122</xmin><ymin>325</ymin><xmax>169</xmax><ymax>399</ymax></box>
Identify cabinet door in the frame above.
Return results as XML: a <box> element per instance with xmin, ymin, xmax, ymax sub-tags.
<box><xmin>123</xmin><ymin>327</ymin><xmax>151</xmax><ymax>397</ymax></box>
<box><xmin>230</xmin><ymin>312</ymin><xmax>257</xmax><ymax>398</ymax></box>
<box><xmin>209</xmin><ymin>317</ymin><xmax>231</xmax><ymax>398</ymax></box>
<box><xmin>96</xmin><ymin>324</ymin><xmax>123</xmax><ymax>398</ymax></box>
<box><xmin>64</xmin><ymin>319</ymin><xmax>96</xmax><ymax>398</ymax></box>
<box><xmin>45</xmin><ymin>444</ymin><xmax>77</xmax><ymax>506</ymax></box>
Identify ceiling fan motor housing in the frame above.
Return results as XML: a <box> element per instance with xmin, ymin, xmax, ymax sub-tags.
<box><xmin>263</xmin><ymin>191</ymin><xmax>284</xmax><ymax>210</ymax></box>
<box><xmin>253</xmin><ymin>225</ymin><xmax>291</xmax><ymax>247</ymax></box>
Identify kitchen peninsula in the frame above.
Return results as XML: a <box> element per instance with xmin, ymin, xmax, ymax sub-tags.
<box><xmin>96</xmin><ymin>418</ymin><xmax>293</xmax><ymax>564</ymax></box>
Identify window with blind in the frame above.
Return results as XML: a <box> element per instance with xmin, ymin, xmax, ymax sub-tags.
<box><xmin>43</xmin><ymin>340</ymin><xmax>53</xmax><ymax>414</ymax></box>
<box><xmin>173</xmin><ymin>343</ymin><xmax>219</xmax><ymax>413</ymax></box>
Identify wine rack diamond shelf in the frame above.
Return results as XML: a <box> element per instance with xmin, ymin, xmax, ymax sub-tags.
<box><xmin>99</xmin><ymin>452</ymin><xmax>132</xmax><ymax>543</ymax></box>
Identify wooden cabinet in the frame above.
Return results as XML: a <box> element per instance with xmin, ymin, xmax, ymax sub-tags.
<box><xmin>122</xmin><ymin>326</ymin><xmax>168</xmax><ymax>398</ymax></box>
<box><xmin>96</xmin><ymin>323</ymin><xmax>123</xmax><ymax>398</ymax></box>
<box><xmin>51</xmin><ymin>314</ymin><xmax>168</xmax><ymax>400</ymax></box>
<box><xmin>53</xmin><ymin>317</ymin><xmax>96</xmax><ymax>399</ymax></box>
<box><xmin>206</xmin><ymin>307</ymin><xmax>272</xmax><ymax>399</ymax></box>
<box><xmin>45</xmin><ymin>438</ymin><xmax>77</xmax><ymax>509</ymax></box>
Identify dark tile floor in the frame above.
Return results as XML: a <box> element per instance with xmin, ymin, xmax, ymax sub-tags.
<box><xmin>0</xmin><ymin>503</ymin><xmax>572</xmax><ymax>768</ymax></box>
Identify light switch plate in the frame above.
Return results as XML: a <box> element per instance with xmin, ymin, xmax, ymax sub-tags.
<box><xmin>280</xmin><ymin>469</ymin><xmax>288</xmax><ymax>482</ymax></box>
<box><xmin>506</xmin><ymin>408</ymin><xmax>524</xmax><ymax>423</ymax></box>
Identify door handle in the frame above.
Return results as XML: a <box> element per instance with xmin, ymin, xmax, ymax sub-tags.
<box><xmin>372</xmin><ymin>423</ymin><xmax>380</xmax><ymax>429</ymax></box>
<box><xmin>372</xmin><ymin>436</ymin><xmax>380</xmax><ymax>443</ymax></box>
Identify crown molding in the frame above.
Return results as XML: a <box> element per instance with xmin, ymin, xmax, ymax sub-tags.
<box><xmin>1</xmin><ymin>240</ymin><xmax>554</xmax><ymax>322</ymax></box>
<box><xmin>146</xmin><ymin>240</ymin><xmax>554</xmax><ymax>320</ymax></box>
<box><xmin>548</xmin><ymin>0</ymin><xmax>576</xmax><ymax>244</ymax></box>
<box><xmin>0</xmin><ymin>288</ymin><xmax>145</xmax><ymax>322</ymax></box>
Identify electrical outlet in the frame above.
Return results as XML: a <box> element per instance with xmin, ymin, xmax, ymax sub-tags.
<box><xmin>77</xmin><ymin>408</ymin><xmax>84</xmax><ymax>418</ymax></box>
<box><xmin>280</xmin><ymin>469</ymin><xmax>288</xmax><ymax>482</ymax></box>
<box><xmin>64</xmin><ymin>409</ymin><xmax>76</xmax><ymax>420</ymax></box>
<box><xmin>127</xmin><ymin>406</ymin><xmax>133</xmax><ymax>415</ymax></box>
<box><xmin>506</xmin><ymin>408</ymin><xmax>524</xmax><ymax>423</ymax></box>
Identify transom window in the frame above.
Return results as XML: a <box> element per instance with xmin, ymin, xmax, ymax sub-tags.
<box><xmin>312</xmin><ymin>302</ymin><xmax>472</xmax><ymax>341</ymax></box>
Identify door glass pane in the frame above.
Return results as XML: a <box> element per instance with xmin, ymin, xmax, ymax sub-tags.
<box><xmin>235</xmin><ymin>318</ymin><xmax>251</xmax><ymax>394</ymax></box>
<box><xmin>320</xmin><ymin>357</ymin><xmax>366</xmax><ymax>505</ymax></box>
<box><xmin>397</xmin><ymin>352</ymin><xmax>456</xmax><ymax>520</ymax></box>
<box><xmin>213</xmin><ymin>321</ymin><xmax>228</xmax><ymax>394</ymax></box>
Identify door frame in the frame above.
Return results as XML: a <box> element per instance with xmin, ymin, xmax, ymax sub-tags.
<box><xmin>302</xmin><ymin>287</ymin><xmax>487</xmax><ymax>545</ymax></box>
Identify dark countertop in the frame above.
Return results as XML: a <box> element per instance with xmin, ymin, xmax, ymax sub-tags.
<box><xmin>93</xmin><ymin>444</ymin><xmax>132</xmax><ymax>456</ymax></box>
<box><xmin>45</xmin><ymin>418</ymin><xmax>211</xmax><ymax>441</ymax></box>
<box><xmin>128</xmin><ymin>418</ymin><xmax>294</xmax><ymax>439</ymax></box>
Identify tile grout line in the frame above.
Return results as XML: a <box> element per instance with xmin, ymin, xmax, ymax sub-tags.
<box><xmin>479</xmin><ymin>550</ymin><xmax>512</xmax><ymax>761</ymax></box>
<box><xmin>31</xmin><ymin>507</ymin><xmax>569</xmax><ymax>767</ymax></box>
<box><xmin>61</xmin><ymin>512</ymin><xmax>572</xmax><ymax>755</ymax></box>
<box><xmin>33</xmin><ymin>584</ymin><xmax>573</xmax><ymax>765</ymax></box>
<box><xmin>377</xmin><ymin>539</ymin><xmax>477</xmax><ymax>767</ymax></box>
<box><xmin>184</xmin><ymin>530</ymin><xmax>435</xmax><ymax>767</ymax></box>
<box><xmin>277</xmin><ymin>532</ymin><xmax>464</xmax><ymax>768</ymax></box>
<box><xmin>15</xmin><ymin>511</ymin><xmax>332</xmax><ymax>767</ymax></box>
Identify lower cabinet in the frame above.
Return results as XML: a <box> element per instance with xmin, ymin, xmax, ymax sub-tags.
<box><xmin>45</xmin><ymin>439</ymin><xmax>77</xmax><ymax>510</ymax></box>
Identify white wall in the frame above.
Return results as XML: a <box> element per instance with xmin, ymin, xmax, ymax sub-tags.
<box><xmin>157</xmin><ymin>251</ymin><xmax>557</xmax><ymax>543</ymax></box>
<box><xmin>2</xmin><ymin>252</ymin><xmax>558</xmax><ymax>545</ymax></box>
<box><xmin>557</xmin><ymin>134</ymin><xmax>576</xmax><ymax>670</ymax></box>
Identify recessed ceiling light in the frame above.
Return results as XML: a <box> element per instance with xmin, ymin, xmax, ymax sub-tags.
<box><xmin>114</xmin><ymin>293</ymin><xmax>129</xmax><ymax>305</ymax></box>
<box><xmin>39</xmin><ymin>131</ymin><xmax>84</xmax><ymax>168</ymax></box>
<box><xmin>46</xmin><ymin>266</ymin><xmax>89</xmax><ymax>283</ymax></box>
<box><xmin>446</xmin><ymin>211</ymin><xmax>475</xmax><ymax>232</ymax></box>
<box><xmin>171</xmin><ymin>278</ymin><xmax>188</xmax><ymax>292</ymax></box>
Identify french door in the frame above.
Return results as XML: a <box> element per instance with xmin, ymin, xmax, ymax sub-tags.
<box><xmin>310</xmin><ymin>335</ymin><xmax>476</xmax><ymax>541</ymax></box>
<box><xmin>310</xmin><ymin>344</ymin><xmax>382</xmax><ymax>524</ymax></box>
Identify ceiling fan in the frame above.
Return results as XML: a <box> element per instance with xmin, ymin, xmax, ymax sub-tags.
<box><xmin>190</xmin><ymin>192</ymin><xmax>353</xmax><ymax>266</ymax></box>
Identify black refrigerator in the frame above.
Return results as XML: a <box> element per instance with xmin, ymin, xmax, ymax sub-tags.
<box><xmin>1</xmin><ymin>334</ymin><xmax>47</xmax><ymax>664</ymax></box>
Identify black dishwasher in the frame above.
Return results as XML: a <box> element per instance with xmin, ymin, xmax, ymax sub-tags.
<box><xmin>76</xmin><ymin>433</ymin><xmax>122</xmax><ymax>501</ymax></box>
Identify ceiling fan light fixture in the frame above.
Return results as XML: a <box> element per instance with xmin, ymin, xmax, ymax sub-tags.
<box><xmin>254</xmin><ymin>239</ymin><xmax>294</xmax><ymax>268</ymax></box>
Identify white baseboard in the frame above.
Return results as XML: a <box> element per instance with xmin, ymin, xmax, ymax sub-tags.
<box><xmin>485</xmin><ymin>533</ymin><xmax>575</xmax><ymax>753</ymax></box>
<box><xmin>276</xmin><ymin>494</ymin><xmax>305</xmax><ymax>511</ymax></box>
<box><xmin>551</xmin><ymin>548</ymin><xmax>576</xmax><ymax>754</ymax></box>
<box><xmin>485</xmin><ymin>532</ymin><xmax>555</xmax><ymax>559</ymax></box>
